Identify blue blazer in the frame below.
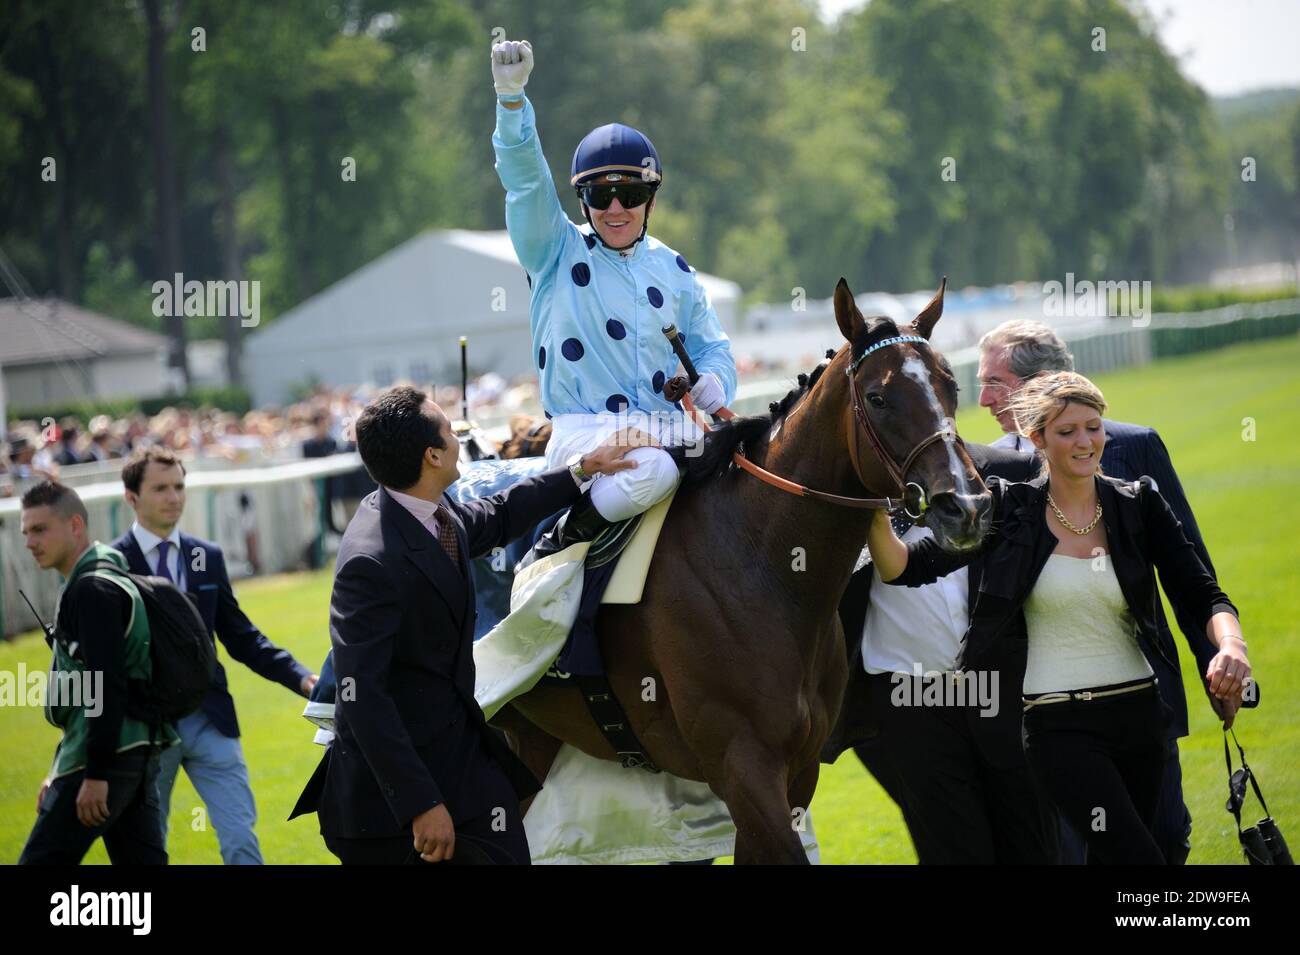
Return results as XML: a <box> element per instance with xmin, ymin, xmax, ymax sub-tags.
<box><xmin>1099</xmin><ymin>419</ymin><xmax>1219</xmax><ymax>737</ymax></box>
<box><xmin>112</xmin><ymin>529</ymin><xmax>311</xmax><ymax>738</ymax></box>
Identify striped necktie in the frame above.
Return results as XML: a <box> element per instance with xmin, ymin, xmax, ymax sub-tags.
<box><xmin>435</xmin><ymin>504</ymin><xmax>461</xmax><ymax>571</ymax></box>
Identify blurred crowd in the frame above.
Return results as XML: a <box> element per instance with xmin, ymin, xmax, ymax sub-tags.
<box><xmin>0</xmin><ymin>356</ymin><xmax>795</xmax><ymax>496</ymax></box>
<box><xmin>0</xmin><ymin>376</ymin><xmax>552</xmax><ymax>497</ymax></box>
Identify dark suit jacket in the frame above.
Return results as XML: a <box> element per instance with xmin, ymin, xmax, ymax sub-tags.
<box><xmin>891</xmin><ymin>472</ymin><xmax>1238</xmax><ymax>738</ymax></box>
<box><xmin>292</xmin><ymin>468</ymin><xmax>582</xmax><ymax>839</ymax></box>
<box><xmin>112</xmin><ymin>529</ymin><xmax>311</xmax><ymax>738</ymax></box>
<box><xmin>822</xmin><ymin>442</ymin><xmax>1038</xmax><ymax>763</ymax></box>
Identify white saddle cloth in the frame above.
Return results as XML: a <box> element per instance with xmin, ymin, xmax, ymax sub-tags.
<box><xmin>472</xmin><ymin>539</ymin><xmax>819</xmax><ymax>864</ymax></box>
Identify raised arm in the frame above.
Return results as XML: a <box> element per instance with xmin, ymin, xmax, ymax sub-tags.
<box><xmin>454</xmin><ymin>428</ymin><xmax>657</xmax><ymax>557</ymax></box>
<box><xmin>491</xmin><ymin>41</ymin><xmax>571</xmax><ymax>277</ymax></box>
<box><xmin>453</xmin><ymin>468</ymin><xmax>581</xmax><ymax>559</ymax></box>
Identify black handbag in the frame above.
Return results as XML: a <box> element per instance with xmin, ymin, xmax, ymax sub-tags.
<box><xmin>1224</xmin><ymin>729</ymin><xmax>1292</xmax><ymax>865</ymax></box>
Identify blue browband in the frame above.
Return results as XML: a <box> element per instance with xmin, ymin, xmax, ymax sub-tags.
<box><xmin>847</xmin><ymin>335</ymin><xmax>930</xmax><ymax>374</ymax></box>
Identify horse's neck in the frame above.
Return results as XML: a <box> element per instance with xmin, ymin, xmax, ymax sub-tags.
<box><xmin>739</xmin><ymin>368</ymin><xmax>874</xmax><ymax>613</ymax></box>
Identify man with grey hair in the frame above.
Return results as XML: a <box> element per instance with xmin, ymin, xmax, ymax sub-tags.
<box><xmin>976</xmin><ymin>321</ymin><xmax>1074</xmax><ymax>450</ymax></box>
<box><xmin>977</xmin><ymin>319</ymin><xmax>1222</xmax><ymax>865</ymax></box>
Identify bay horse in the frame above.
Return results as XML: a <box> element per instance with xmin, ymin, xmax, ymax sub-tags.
<box><xmin>492</xmin><ymin>278</ymin><xmax>993</xmax><ymax>863</ymax></box>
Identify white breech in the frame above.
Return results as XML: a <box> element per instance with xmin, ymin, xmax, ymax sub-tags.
<box><xmin>545</xmin><ymin>411</ymin><xmax>703</xmax><ymax>522</ymax></box>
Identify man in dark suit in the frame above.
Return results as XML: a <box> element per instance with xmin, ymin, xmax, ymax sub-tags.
<box><xmin>113</xmin><ymin>447</ymin><xmax>317</xmax><ymax>864</ymax></box>
<box><xmin>824</xmin><ymin>441</ymin><xmax>1058</xmax><ymax>864</ymax></box>
<box><xmin>977</xmin><ymin>320</ymin><xmax>1218</xmax><ymax>864</ymax></box>
<box><xmin>290</xmin><ymin>385</ymin><xmax>649</xmax><ymax>864</ymax></box>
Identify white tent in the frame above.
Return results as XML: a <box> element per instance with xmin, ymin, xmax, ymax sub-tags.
<box><xmin>245</xmin><ymin>229</ymin><xmax>741</xmax><ymax>407</ymax></box>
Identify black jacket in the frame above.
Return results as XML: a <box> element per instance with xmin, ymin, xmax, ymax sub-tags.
<box><xmin>1096</xmin><ymin>418</ymin><xmax>1219</xmax><ymax>736</ymax></box>
<box><xmin>112</xmin><ymin>530</ymin><xmax>311</xmax><ymax>738</ymax></box>
<box><xmin>52</xmin><ymin>572</ymin><xmax>133</xmax><ymax>778</ymax></box>
<box><xmin>291</xmin><ymin>468</ymin><xmax>581</xmax><ymax>838</ymax></box>
<box><xmin>822</xmin><ymin>442</ymin><xmax>1038</xmax><ymax>764</ymax></box>
<box><xmin>890</xmin><ymin>472</ymin><xmax>1238</xmax><ymax>736</ymax></box>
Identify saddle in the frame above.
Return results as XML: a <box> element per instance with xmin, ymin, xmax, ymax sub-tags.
<box><xmin>514</xmin><ymin>491</ymin><xmax>674</xmax><ymax>603</ymax></box>
<box><xmin>515</xmin><ymin>489</ymin><xmax>678</xmax><ymax>771</ymax></box>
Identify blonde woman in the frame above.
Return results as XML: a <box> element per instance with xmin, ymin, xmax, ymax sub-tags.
<box><xmin>864</xmin><ymin>372</ymin><xmax>1252</xmax><ymax>864</ymax></box>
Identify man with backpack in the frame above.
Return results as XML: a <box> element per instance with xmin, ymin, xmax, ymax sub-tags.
<box><xmin>18</xmin><ymin>480</ymin><xmax>182</xmax><ymax>864</ymax></box>
<box><xmin>113</xmin><ymin>447</ymin><xmax>317</xmax><ymax>864</ymax></box>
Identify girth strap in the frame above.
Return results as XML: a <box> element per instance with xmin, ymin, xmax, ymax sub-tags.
<box><xmin>574</xmin><ymin>674</ymin><xmax>660</xmax><ymax>773</ymax></box>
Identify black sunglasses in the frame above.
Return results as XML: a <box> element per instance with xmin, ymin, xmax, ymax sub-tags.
<box><xmin>576</xmin><ymin>182</ymin><xmax>656</xmax><ymax>210</ymax></box>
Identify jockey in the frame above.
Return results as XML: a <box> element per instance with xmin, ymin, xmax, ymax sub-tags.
<box><xmin>491</xmin><ymin>39</ymin><xmax>737</xmax><ymax>541</ymax></box>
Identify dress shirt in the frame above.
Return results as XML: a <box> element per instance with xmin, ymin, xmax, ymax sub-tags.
<box><xmin>385</xmin><ymin>487</ymin><xmax>443</xmax><ymax>539</ymax></box>
<box><xmin>131</xmin><ymin>522</ymin><xmax>185</xmax><ymax>589</ymax></box>
<box><xmin>991</xmin><ymin>431</ymin><xmax>1028</xmax><ymax>452</ymax></box>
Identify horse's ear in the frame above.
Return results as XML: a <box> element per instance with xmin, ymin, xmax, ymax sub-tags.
<box><xmin>834</xmin><ymin>278</ymin><xmax>865</xmax><ymax>343</ymax></box>
<box><xmin>913</xmin><ymin>276</ymin><xmax>947</xmax><ymax>340</ymax></box>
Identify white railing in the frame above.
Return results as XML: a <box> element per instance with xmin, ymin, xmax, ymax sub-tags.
<box><xmin>0</xmin><ymin>454</ymin><xmax>365</xmax><ymax>638</ymax></box>
<box><xmin>732</xmin><ymin>299</ymin><xmax>1300</xmax><ymax>414</ymax></box>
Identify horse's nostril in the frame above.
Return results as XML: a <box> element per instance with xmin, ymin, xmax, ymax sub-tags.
<box><xmin>928</xmin><ymin>493</ymin><xmax>964</xmax><ymax>519</ymax></box>
<box><xmin>930</xmin><ymin>492</ymin><xmax>992</xmax><ymax>530</ymax></box>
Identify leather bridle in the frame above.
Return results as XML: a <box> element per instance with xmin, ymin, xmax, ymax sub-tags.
<box><xmin>843</xmin><ymin>335</ymin><xmax>964</xmax><ymax>520</ymax></box>
<box><xmin>683</xmin><ymin>334</ymin><xmax>964</xmax><ymax>519</ymax></box>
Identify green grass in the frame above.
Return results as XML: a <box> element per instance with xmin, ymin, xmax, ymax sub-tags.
<box><xmin>3</xmin><ymin>334</ymin><xmax>1297</xmax><ymax>864</ymax></box>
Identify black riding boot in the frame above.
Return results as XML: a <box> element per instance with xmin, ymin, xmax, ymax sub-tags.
<box><xmin>517</xmin><ymin>492</ymin><xmax>613</xmax><ymax>570</ymax></box>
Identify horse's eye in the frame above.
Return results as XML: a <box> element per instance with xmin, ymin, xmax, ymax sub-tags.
<box><xmin>867</xmin><ymin>393</ymin><xmax>887</xmax><ymax>409</ymax></box>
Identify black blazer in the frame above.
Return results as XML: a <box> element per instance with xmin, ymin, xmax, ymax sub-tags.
<box><xmin>890</xmin><ymin>472</ymin><xmax>1238</xmax><ymax>736</ymax></box>
<box><xmin>822</xmin><ymin>442</ymin><xmax>1038</xmax><ymax>764</ymax></box>
<box><xmin>112</xmin><ymin>529</ymin><xmax>311</xmax><ymax>738</ymax></box>
<box><xmin>291</xmin><ymin>468</ymin><xmax>581</xmax><ymax>839</ymax></box>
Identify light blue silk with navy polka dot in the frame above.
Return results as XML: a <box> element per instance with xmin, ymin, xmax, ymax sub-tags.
<box><xmin>494</xmin><ymin>96</ymin><xmax>737</xmax><ymax>418</ymax></box>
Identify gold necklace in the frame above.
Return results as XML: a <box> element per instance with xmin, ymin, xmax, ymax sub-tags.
<box><xmin>1047</xmin><ymin>492</ymin><xmax>1102</xmax><ymax>535</ymax></box>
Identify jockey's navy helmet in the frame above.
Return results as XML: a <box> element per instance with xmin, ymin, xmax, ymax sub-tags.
<box><xmin>570</xmin><ymin>123</ymin><xmax>662</xmax><ymax>188</ymax></box>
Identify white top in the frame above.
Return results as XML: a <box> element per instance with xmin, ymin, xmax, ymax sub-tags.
<box><xmin>862</xmin><ymin>525</ymin><xmax>970</xmax><ymax>674</ymax></box>
<box><xmin>131</xmin><ymin>521</ymin><xmax>185</xmax><ymax>589</ymax></box>
<box><xmin>1022</xmin><ymin>553</ymin><xmax>1154</xmax><ymax>694</ymax></box>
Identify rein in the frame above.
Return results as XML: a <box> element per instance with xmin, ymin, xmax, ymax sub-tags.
<box><xmin>682</xmin><ymin>335</ymin><xmax>960</xmax><ymax>517</ymax></box>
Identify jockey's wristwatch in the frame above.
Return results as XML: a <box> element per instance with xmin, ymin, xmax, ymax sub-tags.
<box><xmin>567</xmin><ymin>452</ymin><xmax>591</xmax><ymax>486</ymax></box>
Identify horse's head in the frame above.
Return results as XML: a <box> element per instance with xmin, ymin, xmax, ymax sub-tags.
<box><xmin>833</xmin><ymin>277</ymin><xmax>992</xmax><ymax>552</ymax></box>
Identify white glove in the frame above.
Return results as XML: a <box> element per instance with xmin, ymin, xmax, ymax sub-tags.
<box><xmin>491</xmin><ymin>40</ymin><xmax>533</xmax><ymax>99</ymax></box>
<box><xmin>689</xmin><ymin>372</ymin><xmax>726</xmax><ymax>414</ymax></box>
